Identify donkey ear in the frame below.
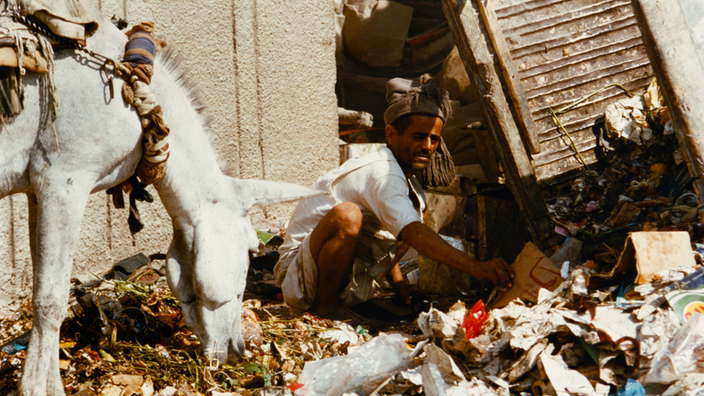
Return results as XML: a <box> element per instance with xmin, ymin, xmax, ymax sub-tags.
<box><xmin>230</xmin><ymin>178</ymin><xmax>323</xmax><ymax>210</ymax></box>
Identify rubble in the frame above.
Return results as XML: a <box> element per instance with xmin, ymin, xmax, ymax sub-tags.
<box><xmin>2</xmin><ymin>230</ymin><xmax>704</xmax><ymax>395</ymax></box>
<box><xmin>289</xmin><ymin>256</ymin><xmax>704</xmax><ymax>395</ymax></box>
<box><xmin>543</xmin><ymin>80</ymin><xmax>704</xmax><ymax>283</ymax></box>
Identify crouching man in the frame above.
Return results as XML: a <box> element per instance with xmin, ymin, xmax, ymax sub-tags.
<box><xmin>274</xmin><ymin>78</ymin><xmax>514</xmax><ymax>316</ymax></box>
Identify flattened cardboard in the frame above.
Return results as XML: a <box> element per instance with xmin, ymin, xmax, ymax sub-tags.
<box><xmin>588</xmin><ymin>231</ymin><xmax>695</xmax><ymax>288</ymax></box>
<box><xmin>491</xmin><ymin>242</ymin><xmax>564</xmax><ymax>308</ymax></box>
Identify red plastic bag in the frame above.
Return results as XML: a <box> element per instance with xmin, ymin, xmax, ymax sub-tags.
<box><xmin>287</xmin><ymin>383</ymin><xmax>304</xmax><ymax>391</ymax></box>
<box><xmin>462</xmin><ymin>300</ymin><xmax>487</xmax><ymax>340</ymax></box>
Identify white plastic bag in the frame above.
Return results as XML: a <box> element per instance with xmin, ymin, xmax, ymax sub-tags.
<box><xmin>296</xmin><ymin>333</ymin><xmax>411</xmax><ymax>396</ymax></box>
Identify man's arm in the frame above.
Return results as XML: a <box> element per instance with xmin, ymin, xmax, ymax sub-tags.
<box><xmin>384</xmin><ymin>242</ymin><xmax>411</xmax><ymax>296</ymax></box>
<box><xmin>385</xmin><ymin>241</ymin><xmax>411</xmax><ymax>284</ymax></box>
<box><xmin>384</xmin><ymin>242</ymin><xmax>428</xmax><ymax>308</ymax></box>
<box><xmin>398</xmin><ymin>221</ymin><xmax>514</xmax><ymax>288</ymax></box>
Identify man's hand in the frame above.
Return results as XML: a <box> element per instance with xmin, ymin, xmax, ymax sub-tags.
<box><xmin>470</xmin><ymin>257</ymin><xmax>514</xmax><ymax>288</ymax></box>
<box><xmin>392</xmin><ymin>281</ymin><xmax>427</xmax><ymax>312</ymax></box>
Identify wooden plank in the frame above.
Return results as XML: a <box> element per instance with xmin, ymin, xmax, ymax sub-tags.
<box><xmin>496</xmin><ymin>0</ymin><xmax>652</xmax><ymax>182</ymax></box>
<box><xmin>470</xmin><ymin>128</ymin><xmax>502</xmax><ymax>183</ymax></box>
<box><xmin>442</xmin><ymin>0</ymin><xmax>552</xmax><ymax>242</ymax></box>
<box><xmin>529</xmin><ymin>74</ymin><xmax>651</xmax><ymax>123</ymax></box>
<box><xmin>477</xmin><ymin>0</ymin><xmax>541</xmax><ymax>154</ymax></box>
<box><xmin>495</xmin><ymin>0</ymin><xmax>572</xmax><ymax>19</ymax></box>
<box><xmin>477</xmin><ymin>195</ymin><xmax>488</xmax><ymax>261</ymax></box>
<box><xmin>502</xmin><ymin>0</ymin><xmax>630</xmax><ymax>37</ymax></box>
<box><xmin>632</xmin><ymin>0</ymin><xmax>704</xmax><ymax>218</ymax></box>
<box><xmin>518</xmin><ymin>36</ymin><xmax>643</xmax><ymax>79</ymax></box>
<box><xmin>509</xmin><ymin>16</ymin><xmax>637</xmax><ymax>59</ymax></box>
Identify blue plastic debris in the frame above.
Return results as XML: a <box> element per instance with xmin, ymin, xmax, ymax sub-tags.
<box><xmin>611</xmin><ymin>379</ymin><xmax>646</xmax><ymax>396</ymax></box>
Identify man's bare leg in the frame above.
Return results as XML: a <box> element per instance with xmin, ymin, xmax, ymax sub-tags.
<box><xmin>308</xmin><ymin>202</ymin><xmax>363</xmax><ymax>315</ymax></box>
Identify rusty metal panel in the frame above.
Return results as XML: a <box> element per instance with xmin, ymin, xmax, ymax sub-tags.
<box><xmin>491</xmin><ymin>0</ymin><xmax>653</xmax><ymax>182</ymax></box>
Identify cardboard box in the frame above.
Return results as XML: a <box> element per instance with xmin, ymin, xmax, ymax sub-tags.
<box><xmin>491</xmin><ymin>242</ymin><xmax>564</xmax><ymax>308</ymax></box>
<box><xmin>589</xmin><ymin>231</ymin><xmax>695</xmax><ymax>288</ymax></box>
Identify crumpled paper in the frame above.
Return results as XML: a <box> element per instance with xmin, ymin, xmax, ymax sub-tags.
<box><xmin>604</xmin><ymin>95</ymin><xmax>652</xmax><ymax>144</ymax></box>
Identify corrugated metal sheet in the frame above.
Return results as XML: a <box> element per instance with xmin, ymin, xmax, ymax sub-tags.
<box><xmin>492</xmin><ymin>0</ymin><xmax>654</xmax><ymax>182</ymax></box>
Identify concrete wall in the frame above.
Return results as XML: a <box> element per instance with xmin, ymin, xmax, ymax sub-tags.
<box><xmin>0</xmin><ymin>0</ymin><xmax>338</xmax><ymax>318</ymax></box>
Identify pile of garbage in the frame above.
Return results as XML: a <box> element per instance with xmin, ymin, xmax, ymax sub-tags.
<box><xmin>291</xmin><ymin>232</ymin><xmax>704</xmax><ymax>395</ymax></box>
<box><xmin>2</xmin><ymin>233</ymin><xmax>703</xmax><ymax>396</ymax></box>
<box><xmin>544</xmin><ymin>81</ymin><xmax>704</xmax><ymax>274</ymax></box>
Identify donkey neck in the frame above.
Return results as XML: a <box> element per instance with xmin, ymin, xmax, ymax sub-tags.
<box><xmin>154</xmin><ymin>147</ymin><xmax>228</xmax><ymax>226</ymax></box>
<box><xmin>147</xmin><ymin>72</ymin><xmax>230</xmax><ymax>226</ymax></box>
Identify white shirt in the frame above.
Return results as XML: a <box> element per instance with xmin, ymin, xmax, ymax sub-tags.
<box><xmin>274</xmin><ymin>147</ymin><xmax>425</xmax><ymax>286</ymax></box>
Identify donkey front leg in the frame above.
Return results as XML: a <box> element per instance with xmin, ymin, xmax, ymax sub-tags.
<box><xmin>20</xmin><ymin>185</ymin><xmax>91</xmax><ymax>396</ymax></box>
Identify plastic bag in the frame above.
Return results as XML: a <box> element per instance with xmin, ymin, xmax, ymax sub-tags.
<box><xmin>549</xmin><ymin>237</ymin><xmax>583</xmax><ymax>278</ymax></box>
<box><xmin>643</xmin><ymin>312</ymin><xmax>704</xmax><ymax>384</ymax></box>
<box><xmin>462</xmin><ymin>300</ymin><xmax>487</xmax><ymax>340</ymax></box>
<box><xmin>610</xmin><ymin>379</ymin><xmax>645</xmax><ymax>396</ymax></box>
<box><xmin>295</xmin><ymin>333</ymin><xmax>411</xmax><ymax>396</ymax></box>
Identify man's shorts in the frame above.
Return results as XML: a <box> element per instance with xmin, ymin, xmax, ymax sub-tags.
<box><xmin>280</xmin><ymin>225</ymin><xmax>398</xmax><ymax>311</ymax></box>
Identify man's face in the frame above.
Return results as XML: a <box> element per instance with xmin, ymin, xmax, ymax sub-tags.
<box><xmin>386</xmin><ymin>114</ymin><xmax>444</xmax><ymax>176</ymax></box>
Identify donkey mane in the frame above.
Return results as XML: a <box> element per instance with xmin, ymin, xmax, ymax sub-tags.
<box><xmin>155</xmin><ymin>46</ymin><xmax>214</xmax><ymax>130</ymax></box>
<box><xmin>154</xmin><ymin>46</ymin><xmax>238</xmax><ymax>174</ymax></box>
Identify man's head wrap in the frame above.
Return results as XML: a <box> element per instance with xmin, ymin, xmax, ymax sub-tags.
<box><xmin>383</xmin><ymin>77</ymin><xmax>452</xmax><ymax>126</ymax></box>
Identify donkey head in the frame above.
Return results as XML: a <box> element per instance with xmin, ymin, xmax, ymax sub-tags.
<box><xmin>167</xmin><ymin>176</ymin><xmax>321</xmax><ymax>364</ymax></box>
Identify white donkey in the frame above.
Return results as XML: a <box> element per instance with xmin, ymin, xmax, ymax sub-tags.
<box><xmin>0</xmin><ymin>19</ymin><xmax>320</xmax><ymax>396</ymax></box>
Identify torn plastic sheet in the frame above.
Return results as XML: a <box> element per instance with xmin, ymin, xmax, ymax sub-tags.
<box><xmin>483</xmin><ymin>298</ymin><xmax>566</xmax><ymax>352</ymax></box>
<box><xmin>397</xmin><ymin>366</ymin><xmax>424</xmax><ymax>387</ymax></box>
<box><xmin>662</xmin><ymin>373</ymin><xmax>704</xmax><ymax>396</ymax></box>
<box><xmin>505</xmin><ymin>307</ymin><xmax>567</xmax><ymax>352</ymax></box>
<box><xmin>643</xmin><ymin>312</ymin><xmax>704</xmax><ymax>385</ymax></box>
<box><xmin>443</xmin><ymin>332</ymin><xmax>495</xmax><ymax>365</ymax></box>
<box><xmin>296</xmin><ymin>333</ymin><xmax>411</xmax><ymax>396</ymax></box>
